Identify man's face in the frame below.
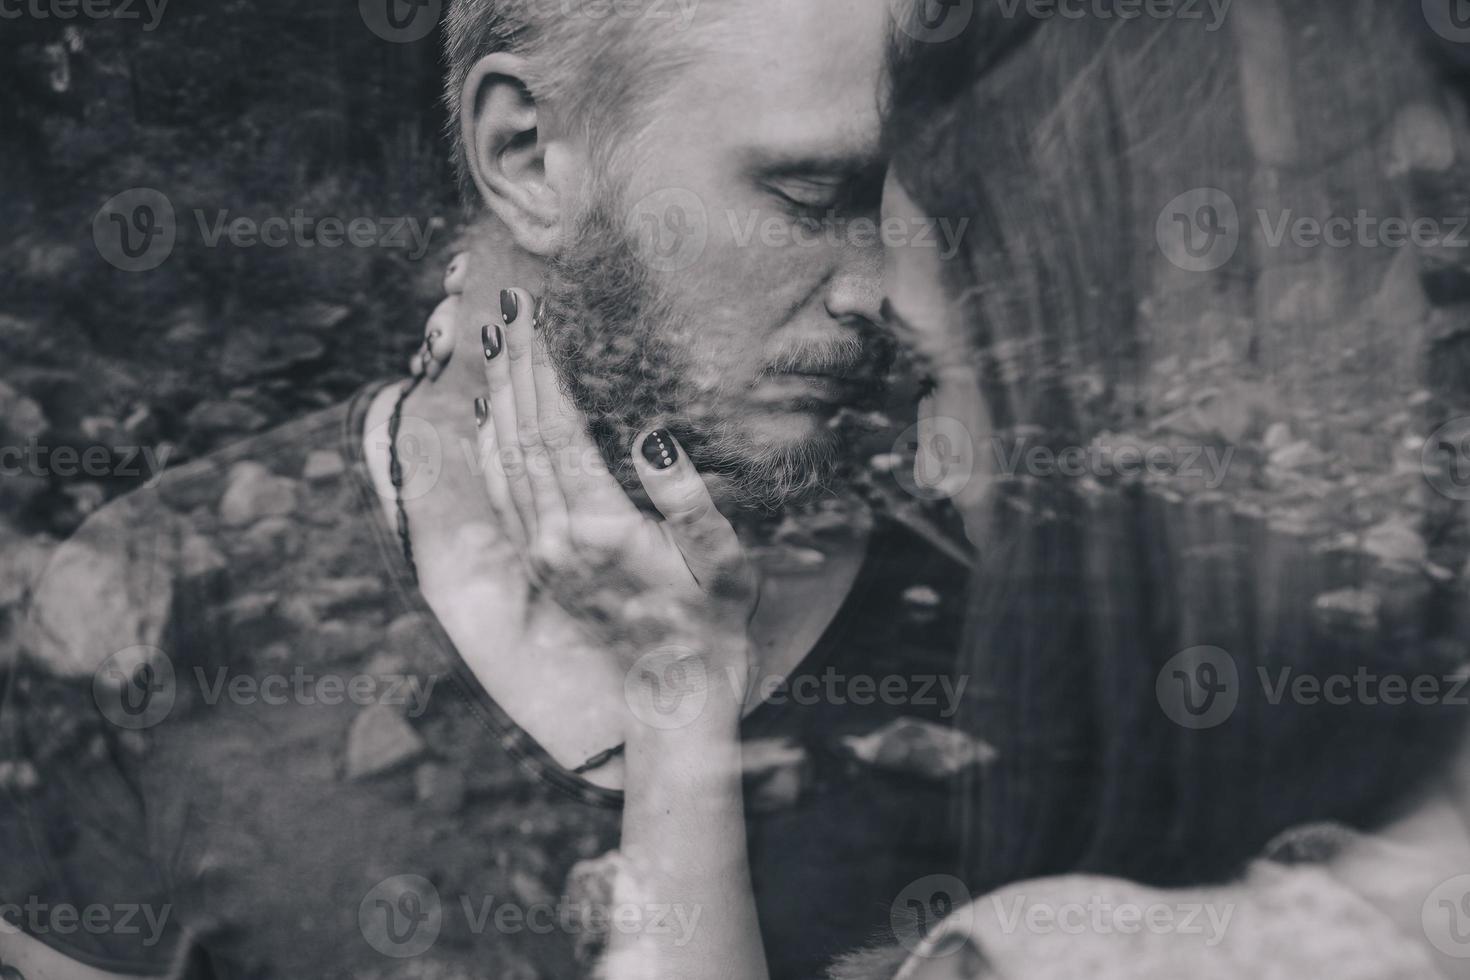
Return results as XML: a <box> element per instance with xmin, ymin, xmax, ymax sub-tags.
<box><xmin>544</xmin><ymin>0</ymin><xmax>891</xmax><ymax>510</ymax></box>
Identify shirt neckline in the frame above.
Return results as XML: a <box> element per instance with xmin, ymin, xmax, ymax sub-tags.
<box><xmin>341</xmin><ymin>377</ymin><xmax>891</xmax><ymax>808</ymax></box>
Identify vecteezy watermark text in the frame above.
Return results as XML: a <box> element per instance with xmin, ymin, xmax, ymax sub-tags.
<box><xmin>0</xmin><ymin>440</ymin><xmax>171</xmax><ymax>486</ymax></box>
<box><xmin>0</xmin><ymin>0</ymin><xmax>168</xmax><ymax>29</ymax></box>
<box><xmin>358</xmin><ymin>875</ymin><xmax>701</xmax><ymax>959</ymax></box>
<box><xmin>986</xmin><ymin>893</ymin><xmax>1235</xmax><ymax>946</ymax></box>
<box><xmin>93</xmin><ymin>188</ymin><xmax>438</xmax><ymax>271</ymax></box>
<box><xmin>995</xmin><ymin>0</ymin><xmax>1232</xmax><ymax>31</ymax></box>
<box><xmin>0</xmin><ymin>899</ymin><xmax>172</xmax><ymax>948</ymax></box>
<box><xmin>1158</xmin><ymin>187</ymin><xmax>1470</xmax><ymax>274</ymax></box>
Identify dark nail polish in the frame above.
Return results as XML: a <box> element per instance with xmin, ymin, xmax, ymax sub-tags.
<box><xmin>641</xmin><ymin>430</ymin><xmax>678</xmax><ymax>470</ymax></box>
<box><xmin>482</xmin><ymin>324</ymin><xmax>503</xmax><ymax>360</ymax></box>
<box><xmin>474</xmin><ymin>398</ymin><xmax>489</xmax><ymax>427</ymax></box>
<box><xmin>500</xmin><ymin>289</ymin><xmax>519</xmax><ymax>324</ymax></box>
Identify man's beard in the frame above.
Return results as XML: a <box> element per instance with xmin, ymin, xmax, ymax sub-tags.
<box><xmin>539</xmin><ymin>200</ymin><xmax>869</xmax><ymax>512</ymax></box>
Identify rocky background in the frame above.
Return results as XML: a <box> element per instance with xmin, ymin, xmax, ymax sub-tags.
<box><xmin>0</xmin><ymin>0</ymin><xmax>460</xmax><ymax>588</ymax></box>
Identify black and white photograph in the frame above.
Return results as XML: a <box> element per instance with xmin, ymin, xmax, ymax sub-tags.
<box><xmin>4</xmin><ymin>0</ymin><xmax>1470</xmax><ymax>977</ymax></box>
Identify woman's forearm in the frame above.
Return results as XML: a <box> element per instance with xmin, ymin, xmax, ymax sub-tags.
<box><xmin>605</xmin><ymin>673</ymin><xmax>769</xmax><ymax>980</ymax></box>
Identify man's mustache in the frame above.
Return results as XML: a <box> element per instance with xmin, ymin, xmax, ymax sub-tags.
<box><xmin>760</xmin><ymin>334</ymin><xmax>879</xmax><ymax>379</ymax></box>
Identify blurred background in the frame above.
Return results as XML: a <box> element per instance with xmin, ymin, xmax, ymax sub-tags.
<box><xmin>0</xmin><ymin>0</ymin><xmax>461</xmax><ymax>553</ymax></box>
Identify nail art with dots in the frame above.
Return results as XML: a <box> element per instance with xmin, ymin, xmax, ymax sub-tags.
<box><xmin>641</xmin><ymin>430</ymin><xmax>678</xmax><ymax>471</ymax></box>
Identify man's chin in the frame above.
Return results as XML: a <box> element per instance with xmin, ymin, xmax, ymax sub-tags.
<box><xmin>741</xmin><ymin>406</ymin><xmax>844</xmax><ymax>447</ymax></box>
<box><xmin>691</xmin><ymin>410</ymin><xmax>847</xmax><ymax>512</ymax></box>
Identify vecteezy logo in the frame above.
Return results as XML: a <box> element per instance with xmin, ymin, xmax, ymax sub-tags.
<box><xmin>899</xmin><ymin>0</ymin><xmax>974</xmax><ymax>43</ymax></box>
<box><xmin>1425</xmin><ymin>0</ymin><xmax>1470</xmax><ymax>44</ymax></box>
<box><xmin>1156</xmin><ymin>645</ymin><xmax>1239</xmax><ymax>730</ymax></box>
<box><xmin>890</xmin><ymin>874</ymin><xmax>974</xmax><ymax>956</ymax></box>
<box><xmin>1423</xmin><ymin>417</ymin><xmax>1470</xmax><ymax>501</ymax></box>
<box><xmin>1156</xmin><ymin>188</ymin><xmax>1239</xmax><ymax>273</ymax></box>
<box><xmin>360</xmin><ymin>874</ymin><xmax>442</xmax><ymax>958</ymax></box>
<box><xmin>360</xmin><ymin>0</ymin><xmax>442</xmax><ymax>42</ymax></box>
<box><xmin>626</xmin><ymin>187</ymin><xmax>708</xmax><ymax>273</ymax></box>
<box><xmin>366</xmin><ymin>413</ymin><xmax>444</xmax><ymax>503</ymax></box>
<box><xmin>93</xmin><ymin>645</ymin><xmax>176</xmax><ymax>730</ymax></box>
<box><xmin>93</xmin><ymin>188</ymin><xmax>176</xmax><ymax>272</ymax></box>
<box><xmin>892</xmin><ymin>416</ymin><xmax>977</xmax><ymax>502</ymax></box>
<box><xmin>1424</xmin><ymin>874</ymin><xmax>1470</xmax><ymax>958</ymax></box>
<box><xmin>623</xmin><ymin>646</ymin><xmax>709</xmax><ymax>731</ymax></box>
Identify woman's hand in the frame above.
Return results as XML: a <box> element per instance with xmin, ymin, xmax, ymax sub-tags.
<box><xmin>474</xmin><ymin>286</ymin><xmax>760</xmax><ymax>728</ymax></box>
<box><xmin>410</xmin><ymin>251</ymin><xmax>469</xmax><ymax>381</ymax></box>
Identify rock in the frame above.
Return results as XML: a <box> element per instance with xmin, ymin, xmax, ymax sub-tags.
<box><xmin>222</xmin><ymin>591</ymin><xmax>278</xmax><ymax>630</ymax></box>
<box><xmin>1269</xmin><ymin>440</ymin><xmax>1329</xmax><ymax>471</ymax></box>
<box><xmin>294</xmin><ymin>301</ymin><xmax>353</xmax><ymax>333</ymax></box>
<box><xmin>0</xmin><ymin>528</ymin><xmax>55</xmax><ymax>609</ymax></box>
<box><xmin>841</xmin><ymin>719</ymin><xmax>997</xmax><ymax>781</ymax></box>
<box><xmin>1263</xmin><ymin>423</ymin><xmax>1294</xmax><ymax>453</ymax></box>
<box><xmin>186</xmin><ymin>400</ymin><xmax>269</xmax><ymax>442</ymax></box>
<box><xmin>564</xmin><ymin>851</ymin><xmax>625</xmax><ymax>966</ymax></box>
<box><xmin>156</xmin><ymin>464</ymin><xmax>223</xmax><ymax>512</ymax></box>
<box><xmin>0</xmin><ymin>759</ymin><xmax>39</xmax><ymax>794</ymax></box>
<box><xmin>0</xmin><ymin>380</ymin><xmax>48</xmax><ymax>440</ymax></box>
<box><xmin>121</xmin><ymin>404</ymin><xmax>158</xmax><ymax>441</ymax></box>
<box><xmin>387</xmin><ymin>613</ymin><xmax>434</xmax><ymax>646</ymax></box>
<box><xmin>179</xmin><ymin>532</ymin><xmax>227</xmax><ymax>582</ymax></box>
<box><xmin>303</xmin><ymin>450</ymin><xmax>346</xmax><ymax>482</ymax></box>
<box><xmin>869</xmin><ymin>452</ymin><xmax>903</xmax><ymax>474</ymax></box>
<box><xmin>1313</xmin><ymin>588</ymin><xmax>1381</xmax><ymax>633</ymax></box>
<box><xmin>1361</xmin><ymin>518</ymin><xmax>1428</xmax><ymax>567</ymax></box>
<box><xmin>61</xmin><ymin>482</ymin><xmax>107</xmax><ymax>517</ymax></box>
<box><xmin>386</xmin><ymin>613</ymin><xmax>441</xmax><ymax>673</ymax></box>
<box><xmin>239</xmin><ymin>516</ymin><xmax>299</xmax><ymax>565</ymax></box>
<box><xmin>219</xmin><ymin>462</ymin><xmax>300</xmax><ymax>527</ymax></box>
<box><xmin>741</xmin><ymin>738</ymin><xmax>809</xmax><ymax>812</ymax></box>
<box><xmin>509</xmin><ymin>869</ymin><xmax>556</xmax><ymax>909</ymax></box>
<box><xmin>79</xmin><ymin>415</ymin><xmax>120</xmax><ymax>443</ymax></box>
<box><xmin>345</xmin><ymin>704</ymin><xmax>427</xmax><ymax>780</ymax></box>
<box><xmin>1385</xmin><ymin>103</ymin><xmax>1456</xmax><ymax>177</ymax></box>
<box><xmin>1259</xmin><ymin>261</ymin><xmax>1348</xmax><ymax>328</ymax></box>
<box><xmin>1366</xmin><ymin>247</ymin><xmax>1429</xmax><ymax>329</ymax></box>
<box><xmin>315</xmin><ymin>576</ymin><xmax>385</xmax><ymax>616</ymax></box>
<box><xmin>220</xmin><ymin>331</ymin><xmax>327</xmax><ymax>382</ymax></box>
<box><xmin>414</xmin><ymin>762</ymin><xmax>466</xmax><ymax>816</ymax></box>
<box><xmin>317</xmin><ymin>620</ymin><xmax>380</xmax><ymax>662</ymax></box>
<box><xmin>20</xmin><ymin>514</ymin><xmax>176</xmax><ymax>678</ymax></box>
<box><xmin>902</xmin><ymin>585</ymin><xmax>942</xmax><ymax>609</ymax></box>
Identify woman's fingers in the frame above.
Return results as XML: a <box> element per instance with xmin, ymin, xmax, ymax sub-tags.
<box><xmin>414</xmin><ymin>252</ymin><xmax>471</xmax><ymax>380</ymax></box>
<box><xmin>444</xmin><ymin>251</ymin><xmax>470</xmax><ymax>295</ymax></box>
<box><xmin>474</xmin><ymin>402</ymin><xmax>528</xmax><ymax>551</ymax></box>
<box><xmin>523</xmin><ymin>296</ymin><xmax>638</xmax><ymax>530</ymax></box>
<box><xmin>500</xmin><ymin>288</ymin><xmax>569</xmax><ymax>549</ymax></box>
<box><xmin>482</xmin><ymin>311</ymin><xmax>538</xmax><ymax>541</ymax></box>
<box><xmin>631</xmin><ymin>429</ymin><xmax>747</xmax><ymax>593</ymax></box>
<box><xmin>418</xmin><ymin>296</ymin><xmax>460</xmax><ymax>381</ymax></box>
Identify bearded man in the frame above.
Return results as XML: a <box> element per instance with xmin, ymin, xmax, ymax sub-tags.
<box><xmin>0</xmin><ymin>2</ymin><xmax>970</xmax><ymax>977</ymax></box>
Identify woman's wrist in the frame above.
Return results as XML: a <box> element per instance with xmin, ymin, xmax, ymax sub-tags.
<box><xmin>621</xmin><ymin>642</ymin><xmax>749</xmax><ymax>748</ymax></box>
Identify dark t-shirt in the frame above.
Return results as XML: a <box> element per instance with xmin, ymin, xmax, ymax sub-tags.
<box><xmin>1</xmin><ymin>382</ymin><xmax>971</xmax><ymax>980</ymax></box>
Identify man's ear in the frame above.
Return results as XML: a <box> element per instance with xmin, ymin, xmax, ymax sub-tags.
<box><xmin>460</xmin><ymin>52</ymin><xmax>580</xmax><ymax>256</ymax></box>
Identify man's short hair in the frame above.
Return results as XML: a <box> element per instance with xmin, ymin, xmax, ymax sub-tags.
<box><xmin>443</xmin><ymin>0</ymin><xmax>713</xmax><ymax>206</ymax></box>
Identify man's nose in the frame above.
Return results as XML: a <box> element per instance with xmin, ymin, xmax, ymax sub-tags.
<box><xmin>824</xmin><ymin>231</ymin><xmax>884</xmax><ymax>329</ymax></box>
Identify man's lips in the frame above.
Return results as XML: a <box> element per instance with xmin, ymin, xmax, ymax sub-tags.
<box><xmin>757</xmin><ymin>368</ymin><xmax>884</xmax><ymax>408</ymax></box>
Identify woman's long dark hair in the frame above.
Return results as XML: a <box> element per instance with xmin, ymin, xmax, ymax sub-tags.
<box><xmin>884</xmin><ymin>0</ymin><xmax>1470</xmax><ymax>892</ymax></box>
